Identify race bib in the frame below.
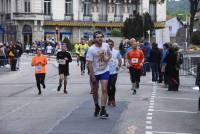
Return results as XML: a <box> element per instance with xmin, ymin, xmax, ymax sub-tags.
<box><xmin>96</xmin><ymin>62</ymin><xmax>107</xmax><ymax>71</ymax></box>
<box><xmin>59</xmin><ymin>59</ymin><xmax>66</xmax><ymax>65</ymax></box>
<box><xmin>131</xmin><ymin>58</ymin><xmax>138</xmax><ymax>64</ymax></box>
<box><xmin>35</xmin><ymin>66</ymin><xmax>42</xmax><ymax>71</ymax></box>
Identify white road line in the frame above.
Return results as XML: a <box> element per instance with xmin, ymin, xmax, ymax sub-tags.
<box><xmin>155</xmin><ymin>97</ymin><xmax>198</xmax><ymax>101</ymax></box>
<box><xmin>146</xmin><ymin>126</ymin><xmax>153</xmax><ymax>130</ymax></box>
<box><xmin>0</xmin><ymin>102</ymin><xmax>30</xmax><ymax>120</ymax></box>
<box><xmin>145</xmin><ymin>131</ymin><xmax>153</xmax><ymax>134</ymax></box>
<box><xmin>147</xmin><ymin>113</ymin><xmax>153</xmax><ymax>116</ymax></box>
<box><xmin>148</xmin><ymin>109</ymin><xmax>154</xmax><ymax>112</ymax></box>
<box><xmin>150</xmin><ymin>103</ymin><xmax>154</xmax><ymax>106</ymax></box>
<box><xmin>151</xmin><ymin>131</ymin><xmax>192</xmax><ymax>134</ymax></box>
<box><xmin>146</xmin><ymin>116</ymin><xmax>153</xmax><ymax>120</ymax></box>
<box><xmin>154</xmin><ymin>109</ymin><xmax>198</xmax><ymax>114</ymax></box>
<box><xmin>146</xmin><ymin>121</ymin><xmax>152</xmax><ymax>124</ymax></box>
<box><xmin>150</xmin><ymin>100</ymin><xmax>155</xmax><ymax>103</ymax></box>
<box><xmin>149</xmin><ymin>106</ymin><xmax>154</xmax><ymax>109</ymax></box>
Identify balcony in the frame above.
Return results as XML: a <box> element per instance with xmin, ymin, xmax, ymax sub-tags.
<box><xmin>64</xmin><ymin>13</ymin><xmax>73</xmax><ymax>21</ymax></box>
<box><xmin>114</xmin><ymin>15</ymin><xmax>123</xmax><ymax>22</ymax></box>
<box><xmin>99</xmin><ymin>15</ymin><xmax>108</xmax><ymax>22</ymax></box>
<box><xmin>83</xmin><ymin>14</ymin><xmax>92</xmax><ymax>21</ymax></box>
<box><xmin>44</xmin><ymin>13</ymin><xmax>53</xmax><ymax>20</ymax></box>
<box><xmin>13</xmin><ymin>12</ymin><xmax>44</xmax><ymax>20</ymax></box>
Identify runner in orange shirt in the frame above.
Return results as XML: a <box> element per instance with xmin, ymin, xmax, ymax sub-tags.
<box><xmin>31</xmin><ymin>48</ymin><xmax>47</xmax><ymax>95</ymax></box>
<box><xmin>127</xmin><ymin>38</ymin><xmax>144</xmax><ymax>95</ymax></box>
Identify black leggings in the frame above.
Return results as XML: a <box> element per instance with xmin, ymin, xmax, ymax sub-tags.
<box><xmin>129</xmin><ymin>68</ymin><xmax>141</xmax><ymax>83</ymax></box>
<box><xmin>108</xmin><ymin>74</ymin><xmax>118</xmax><ymax>101</ymax></box>
<box><xmin>80</xmin><ymin>56</ymin><xmax>86</xmax><ymax>72</ymax></box>
<box><xmin>35</xmin><ymin>74</ymin><xmax>45</xmax><ymax>92</ymax></box>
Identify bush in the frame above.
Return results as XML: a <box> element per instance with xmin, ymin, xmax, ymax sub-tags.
<box><xmin>111</xmin><ymin>28</ymin><xmax>123</xmax><ymax>37</ymax></box>
<box><xmin>191</xmin><ymin>31</ymin><xmax>200</xmax><ymax>45</ymax></box>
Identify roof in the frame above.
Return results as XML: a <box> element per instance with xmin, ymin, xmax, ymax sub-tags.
<box><xmin>166</xmin><ymin>16</ymin><xmax>174</xmax><ymax>21</ymax></box>
<box><xmin>43</xmin><ymin>21</ymin><xmax>165</xmax><ymax>29</ymax></box>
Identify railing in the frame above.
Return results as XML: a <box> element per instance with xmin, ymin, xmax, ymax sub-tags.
<box><xmin>99</xmin><ymin>15</ymin><xmax>108</xmax><ymax>22</ymax></box>
<box><xmin>13</xmin><ymin>12</ymin><xmax>44</xmax><ymax>17</ymax></box>
<box><xmin>179</xmin><ymin>52</ymin><xmax>200</xmax><ymax>76</ymax></box>
<box><xmin>83</xmin><ymin>14</ymin><xmax>92</xmax><ymax>21</ymax></box>
<box><xmin>64</xmin><ymin>13</ymin><xmax>73</xmax><ymax>21</ymax></box>
<box><xmin>114</xmin><ymin>15</ymin><xmax>123</xmax><ymax>22</ymax></box>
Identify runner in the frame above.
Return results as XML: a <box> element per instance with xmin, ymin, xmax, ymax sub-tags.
<box><xmin>107</xmin><ymin>39</ymin><xmax>122</xmax><ymax>107</ymax></box>
<box><xmin>127</xmin><ymin>38</ymin><xmax>144</xmax><ymax>95</ymax></box>
<box><xmin>74</xmin><ymin>43</ymin><xmax>80</xmax><ymax>66</ymax></box>
<box><xmin>86</xmin><ymin>31</ymin><xmax>111</xmax><ymax>118</ymax></box>
<box><xmin>31</xmin><ymin>48</ymin><xmax>47</xmax><ymax>95</ymax></box>
<box><xmin>77</xmin><ymin>38</ymin><xmax>89</xmax><ymax>75</ymax></box>
<box><xmin>56</xmin><ymin>44</ymin><xmax>72</xmax><ymax>94</ymax></box>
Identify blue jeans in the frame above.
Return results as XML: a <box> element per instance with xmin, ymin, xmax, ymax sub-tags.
<box><xmin>151</xmin><ymin>63</ymin><xmax>159</xmax><ymax>82</ymax></box>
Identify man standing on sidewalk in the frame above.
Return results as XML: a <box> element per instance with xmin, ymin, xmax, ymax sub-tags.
<box><xmin>31</xmin><ymin>48</ymin><xmax>47</xmax><ymax>95</ymax></box>
<box><xmin>127</xmin><ymin>38</ymin><xmax>144</xmax><ymax>95</ymax></box>
<box><xmin>56</xmin><ymin>44</ymin><xmax>72</xmax><ymax>94</ymax></box>
<box><xmin>107</xmin><ymin>39</ymin><xmax>122</xmax><ymax>107</ymax></box>
<box><xmin>86</xmin><ymin>31</ymin><xmax>111</xmax><ymax>118</ymax></box>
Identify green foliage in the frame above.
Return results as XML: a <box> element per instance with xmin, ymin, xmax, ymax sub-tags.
<box><xmin>191</xmin><ymin>31</ymin><xmax>200</xmax><ymax>45</ymax></box>
<box><xmin>122</xmin><ymin>13</ymin><xmax>154</xmax><ymax>40</ymax></box>
<box><xmin>111</xmin><ymin>28</ymin><xmax>123</xmax><ymax>37</ymax></box>
<box><xmin>62</xmin><ymin>37</ymin><xmax>72</xmax><ymax>51</ymax></box>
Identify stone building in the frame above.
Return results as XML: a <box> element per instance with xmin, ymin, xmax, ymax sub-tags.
<box><xmin>0</xmin><ymin>0</ymin><xmax>166</xmax><ymax>44</ymax></box>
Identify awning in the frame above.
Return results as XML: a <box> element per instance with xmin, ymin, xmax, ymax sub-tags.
<box><xmin>44</xmin><ymin>21</ymin><xmax>165</xmax><ymax>29</ymax></box>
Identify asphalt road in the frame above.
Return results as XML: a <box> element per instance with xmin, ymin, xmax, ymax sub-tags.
<box><xmin>0</xmin><ymin>55</ymin><xmax>199</xmax><ymax>134</ymax></box>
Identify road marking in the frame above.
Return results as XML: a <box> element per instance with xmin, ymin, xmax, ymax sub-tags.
<box><xmin>145</xmin><ymin>131</ymin><xmax>153</xmax><ymax>134</ymax></box>
<box><xmin>155</xmin><ymin>97</ymin><xmax>198</xmax><ymax>101</ymax></box>
<box><xmin>150</xmin><ymin>103</ymin><xmax>154</xmax><ymax>106</ymax></box>
<box><xmin>146</xmin><ymin>126</ymin><xmax>153</xmax><ymax>130</ymax></box>
<box><xmin>150</xmin><ymin>131</ymin><xmax>192</xmax><ymax>134</ymax></box>
<box><xmin>148</xmin><ymin>109</ymin><xmax>154</xmax><ymax>112</ymax></box>
<box><xmin>150</xmin><ymin>100</ymin><xmax>155</xmax><ymax>103</ymax></box>
<box><xmin>0</xmin><ymin>102</ymin><xmax>30</xmax><ymax>120</ymax></box>
<box><xmin>154</xmin><ymin>109</ymin><xmax>198</xmax><ymax>114</ymax></box>
<box><xmin>146</xmin><ymin>121</ymin><xmax>152</xmax><ymax>124</ymax></box>
<box><xmin>146</xmin><ymin>116</ymin><xmax>152</xmax><ymax>120</ymax></box>
<box><xmin>192</xmin><ymin>86</ymin><xmax>199</xmax><ymax>91</ymax></box>
<box><xmin>149</xmin><ymin>106</ymin><xmax>154</xmax><ymax>109</ymax></box>
<box><xmin>147</xmin><ymin>113</ymin><xmax>153</xmax><ymax>116</ymax></box>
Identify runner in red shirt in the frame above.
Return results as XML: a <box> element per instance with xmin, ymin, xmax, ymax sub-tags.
<box><xmin>127</xmin><ymin>38</ymin><xmax>144</xmax><ymax>95</ymax></box>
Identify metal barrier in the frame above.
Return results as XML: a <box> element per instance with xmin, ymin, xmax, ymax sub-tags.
<box><xmin>180</xmin><ymin>53</ymin><xmax>200</xmax><ymax>76</ymax></box>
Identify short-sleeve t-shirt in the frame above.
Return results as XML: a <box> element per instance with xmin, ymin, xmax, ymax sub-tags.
<box><xmin>32</xmin><ymin>54</ymin><xmax>47</xmax><ymax>74</ymax></box>
<box><xmin>86</xmin><ymin>43</ymin><xmax>111</xmax><ymax>75</ymax></box>
<box><xmin>127</xmin><ymin>49</ymin><xmax>144</xmax><ymax>69</ymax></box>
<box><xmin>109</xmin><ymin>49</ymin><xmax>122</xmax><ymax>75</ymax></box>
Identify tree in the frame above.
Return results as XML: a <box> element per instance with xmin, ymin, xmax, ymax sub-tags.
<box><xmin>189</xmin><ymin>0</ymin><xmax>200</xmax><ymax>36</ymax></box>
<box><xmin>111</xmin><ymin>28</ymin><xmax>123</xmax><ymax>37</ymax></box>
<box><xmin>122</xmin><ymin>12</ymin><xmax>154</xmax><ymax>40</ymax></box>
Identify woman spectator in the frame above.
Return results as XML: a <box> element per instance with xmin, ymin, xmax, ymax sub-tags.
<box><xmin>164</xmin><ymin>43</ymin><xmax>182</xmax><ymax>91</ymax></box>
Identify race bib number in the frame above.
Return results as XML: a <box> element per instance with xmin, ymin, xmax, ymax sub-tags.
<box><xmin>96</xmin><ymin>62</ymin><xmax>107</xmax><ymax>71</ymax></box>
<box><xmin>131</xmin><ymin>58</ymin><xmax>138</xmax><ymax>64</ymax></box>
<box><xmin>59</xmin><ymin>59</ymin><xmax>66</xmax><ymax>65</ymax></box>
<box><xmin>35</xmin><ymin>66</ymin><xmax>42</xmax><ymax>71</ymax></box>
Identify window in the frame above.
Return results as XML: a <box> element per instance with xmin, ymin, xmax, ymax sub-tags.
<box><xmin>44</xmin><ymin>0</ymin><xmax>51</xmax><ymax>15</ymax></box>
<box><xmin>83</xmin><ymin>0</ymin><xmax>91</xmax><ymax>16</ymax></box>
<box><xmin>24</xmin><ymin>0</ymin><xmax>30</xmax><ymax>13</ymax></box>
<box><xmin>127</xmin><ymin>5</ymin><xmax>136</xmax><ymax>14</ymax></box>
<box><xmin>115</xmin><ymin>2</ymin><xmax>122</xmax><ymax>16</ymax></box>
<box><xmin>65</xmin><ymin>0</ymin><xmax>72</xmax><ymax>15</ymax></box>
<box><xmin>149</xmin><ymin>3</ymin><xmax>156</xmax><ymax>21</ymax></box>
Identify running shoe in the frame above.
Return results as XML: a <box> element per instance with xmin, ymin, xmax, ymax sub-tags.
<box><xmin>99</xmin><ymin>109</ymin><xmax>109</xmax><ymax>119</ymax></box>
<box><xmin>94</xmin><ymin>106</ymin><xmax>100</xmax><ymax>117</ymax></box>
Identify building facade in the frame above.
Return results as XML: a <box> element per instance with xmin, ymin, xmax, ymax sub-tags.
<box><xmin>0</xmin><ymin>0</ymin><xmax>166</xmax><ymax>44</ymax></box>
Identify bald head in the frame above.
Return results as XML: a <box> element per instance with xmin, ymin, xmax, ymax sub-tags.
<box><xmin>129</xmin><ymin>38</ymin><xmax>137</xmax><ymax>49</ymax></box>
